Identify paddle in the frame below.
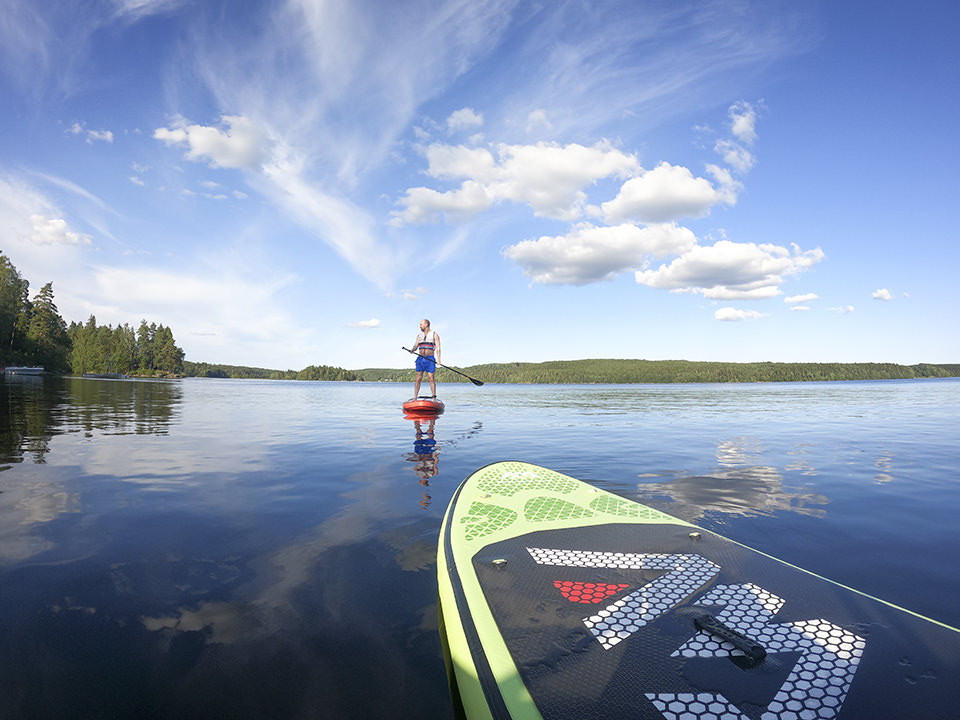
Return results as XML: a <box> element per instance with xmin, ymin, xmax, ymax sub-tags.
<box><xmin>402</xmin><ymin>347</ymin><xmax>484</xmax><ymax>386</ymax></box>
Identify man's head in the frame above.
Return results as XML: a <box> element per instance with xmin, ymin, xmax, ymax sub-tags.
<box><xmin>420</xmin><ymin>319</ymin><xmax>431</xmax><ymax>332</ymax></box>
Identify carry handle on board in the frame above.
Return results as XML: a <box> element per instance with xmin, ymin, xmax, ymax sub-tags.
<box><xmin>402</xmin><ymin>347</ymin><xmax>484</xmax><ymax>386</ymax></box>
<box><xmin>691</xmin><ymin>610</ymin><xmax>767</xmax><ymax>665</ymax></box>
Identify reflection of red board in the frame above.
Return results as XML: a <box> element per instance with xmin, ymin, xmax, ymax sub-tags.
<box><xmin>402</xmin><ymin>397</ymin><xmax>445</xmax><ymax>415</ymax></box>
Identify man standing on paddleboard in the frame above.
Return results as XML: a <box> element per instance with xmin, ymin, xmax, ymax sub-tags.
<box><xmin>412</xmin><ymin>319</ymin><xmax>441</xmax><ymax>399</ymax></box>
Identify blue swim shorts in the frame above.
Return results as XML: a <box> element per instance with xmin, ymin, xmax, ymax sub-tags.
<box><xmin>415</xmin><ymin>355</ymin><xmax>437</xmax><ymax>373</ymax></box>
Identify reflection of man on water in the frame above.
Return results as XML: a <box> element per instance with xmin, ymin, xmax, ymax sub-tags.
<box><xmin>413</xmin><ymin>418</ymin><xmax>439</xmax><ymax>480</ymax></box>
<box><xmin>406</xmin><ymin>416</ymin><xmax>439</xmax><ymax>508</ymax></box>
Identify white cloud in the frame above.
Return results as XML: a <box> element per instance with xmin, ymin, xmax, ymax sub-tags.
<box><xmin>790</xmin><ymin>306</ymin><xmax>811</xmax><ymax>311</ymax></box>
<box><xmin>602</xmin><ymin>162</ymin><xmax>728</xmax><ymax>224</ymax></box>
<box><xmin>347</xmin><ymin>319</ymin><xmax>381</xmax><ymax>329</ymax></box>
<box><xmin>110</xmin><ymin>0</ymin><xmax>186</xmax><ymax>21</ymax></box>
<box><xmin>829</xmin><ymin>306</ymin><xmax>855</xmax><ymax>314</ymax></box>
<box><xmin>729</xmin><ymin>100</ymin><xmax>758</xmax><ymax>145</ymax></box>
<box><xmin>88</xmin><ymin>264</ymin><xmax>303</xmax><ymax>360</ymax></box>
<box><xmin>504</xmin><ymin>222</ymin><xmax>697</xmax><ymax>285</ymax></box>
<box><xmin>714</xmin><ymin>138</ymin><xmax>754</xmax><ymax>173</ymax></box>
<box><xmin>68</xmin><ymin>122</ymin><xmax>114</xmax><ymax>144</ymax></box>
<box><xmin>394</xmin><ymin>140</ymin><xmax>640</xmax><ymax>225</ymax></box>
<box><xmin>635</xmin><ymin>240</ymin><xmax>824</xmax><ymax>299</ymax></box>
<box><xmin>153</xmin><ymin>113</ymin><xmax>396</xmax><ymax>289</ymax></box>
<box><xmin>129</xmin><ymin>176</ymin><xmax>144</xmax><ymax>186</ymax></box>
<box><xmin>154</xmin><ymin>115</ymin><xmax>270</xmax><ymax>170</ymax></box>
<box><xmin>401</xmin><ymin>287</ymin><xmax>427</xmax><ymax>301</ymax></box>
<box><xmin>526</xmin><ymin>109</ymin><xmax>552</xmax><ymax>134</ymax></box>
<box><xmin>710</xmin><ymin>100</ymin><xmax>760</xmax><ymax>174</ymax></box>
<box><xmin>715</xmin><ymin>307</ymin><xmax>767</xmax><ymax>321</ymax></box>
<box><xmin>446</xmin><ymin>108</ymin><xmax>483</xmax><ymax>132</ymax></box>
<box><xmin>30</xmin><ymin>215</ymin><xmax>92</xmax><ymax>246</ymax></box>
<box><xmin>87</xmin><ymin>129</ymin><xmax>114</xmax><ymax>143</ymax></box>
<box><xmin>872</xmin><ymin>288</ymin><xmax>893</xmax><ymax>301</ymax></box>
<box><xmin>422</xmin><ymin>144</ymin><xmax>497</xmax><ymax>181</ymax></box>
<box><xmin>704</xmin><ymin>164</ymin><xmax>742</xmax><ymax>205</ymax></box>
<box><xmin>390</xmin><ymin>181</ymin><xmax>492</xmax><ymax>225</ymax></box>
<box><xmin>785</xmin><ymin>293</ymin><xmax>818</xmax><ymax>303</ymax></box>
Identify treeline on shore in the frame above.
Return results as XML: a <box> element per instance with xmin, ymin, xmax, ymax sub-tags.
<box><xmin>354</xmin><ymin>359</ymin><xmax>960</xmax><ymax>384</ymax></box>
<box><xmin>182</xmin><ymin>361</ymin><xmax>358</xmax><ymax>381</ymax></box>
<box><xmin>1</xmin><ymin>251</ymin><xmax>186</xmax><ymax>377</ymax></box>
<box><xmin>70</xmin><ymin>318</ymin><xmax>184</xmax><ymax>377</ymax></box>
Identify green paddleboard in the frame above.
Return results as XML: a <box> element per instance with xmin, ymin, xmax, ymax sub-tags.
<box><xmin>437</xmin><ymin>462</ymin><xmax>960</xmax><ymax>719</ymax></box>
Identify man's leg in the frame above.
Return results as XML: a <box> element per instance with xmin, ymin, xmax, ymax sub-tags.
<box><xmin>428</xmin><ymin>371</ymin><xmax>436</xmax><ymax>397</ymax></box>
<box><xmin>414</xmin><ymin>370</ymin><xmax>423</xmax><ymax>397</ymax></box>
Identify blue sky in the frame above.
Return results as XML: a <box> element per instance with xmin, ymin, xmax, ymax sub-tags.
<box><xmin>2</xmin><ymin>0</ymin><xmax>957</xmax><ymax>370</ymax></box>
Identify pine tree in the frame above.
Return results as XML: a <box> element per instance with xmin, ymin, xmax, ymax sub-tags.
<box><xmin>25</xmin><ymin>282</ymin><xmax>71</xmax><ymax>371</ymax></box>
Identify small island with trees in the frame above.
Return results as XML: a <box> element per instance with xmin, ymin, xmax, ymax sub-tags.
<box><xmin>3</xmin><ymin>251</ymin><xmax>957</xmax><ymax>385</ymax></box>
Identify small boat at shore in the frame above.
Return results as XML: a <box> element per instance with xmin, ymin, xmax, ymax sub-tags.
<box><xmin>82</xmin><ymin>372</ymin><xmax>129</xmax><ymax>379</ymax></box>
<box><xmin>3</xmin><ymin>366</ymin><xmax>44</xmax><ymax>375</ymax></box>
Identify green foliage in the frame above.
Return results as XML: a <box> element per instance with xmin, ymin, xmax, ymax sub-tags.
<box><xmin>67</xmin><ymin>317</ymin><xmax>184</xmax><ymax>377</ymax></box>
<box><xmin>0</xmin><ymin>254</ymin><xmax>72</xmax><ymax>372</ymax></box>
<box><xmin>182</xmin><ymin>361</ymin><xmax>359</xmax><ymax>381</ymax></box>
<box><xmin>354</xmin><ymin>359</ymin><xmax>960</xmax><ymax>384</ymax></box>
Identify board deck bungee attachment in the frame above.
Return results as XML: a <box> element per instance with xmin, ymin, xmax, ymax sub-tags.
<box><xmin>437</xmin><ymin>462</ymin><xmax>960</xmax><ymax>720</ymax></box>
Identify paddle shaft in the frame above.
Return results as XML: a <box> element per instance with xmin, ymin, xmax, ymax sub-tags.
<box><xmin>402</xmin><ymin>347</ymin><xmax>484</xmax><ymax>386</ymax></box>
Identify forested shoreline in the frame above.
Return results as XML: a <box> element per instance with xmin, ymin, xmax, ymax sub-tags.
<box><xmin>353</xmin><ymin>359</ymin><xmax>960</xmax><ymax>384</ymax></box>
<box><xmin>4</xmin><ymin>252</ymin><xmax>958</xmax><ymax>386</ymax></box>
<box><xmin>2</xmin><ymin>252</ymin><xmax>185</xmax><ymax>377</ymax></box>
<box><xmin>183</xmin><ymin>361</ymin><xmax>358</xmax><ymax>381</ymax></box>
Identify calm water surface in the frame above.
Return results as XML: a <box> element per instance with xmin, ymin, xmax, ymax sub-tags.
<box><xmin>1</xmin><ymin>375</ymin><xmax>958</xmax><ymax>718</ymax></box>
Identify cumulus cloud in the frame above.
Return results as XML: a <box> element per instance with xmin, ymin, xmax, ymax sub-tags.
<box><xmin>30</xmin><ymin>215</ymin><xmax>91</xmax><ymax>246</ymax></box>
<box><xmin>790</xmin><ymin>306</ymin><xmax>811</xmax><ymax>311</ymax></box>
<box><xmin>347</xmin><ymin>318</ymin><xmax>380</xmax><ymax>328</ymax></box>
<box><xmin>715</xmin><ymin>307</ymin><xmax>767</xmax><ymax>321</ymax></box>
<box><xmin>446</xmin><ymin>108</ymin><xmax>483</xmax><ymax>132</ymax></box>
<box><xmin>504</xmin><ymin>222</ymin><xmax>697</xmax><ymax>285</ymax></box>
<box><xmin>829</xmin><ymin>306</ymin><xmax>855</xmax><ymax>314</ymax></box>
<box><xmin>872</xmin><ymin>288</ymin><xmax>893</xmax><ymax>301</ymax></box>
<box><xmin>393</xmin><ymin>140</ymin><xmax>639</xmax><ymax>225</ymax></box>
<box><xmin>390</xmin><ymin>181</ymin><xmax>492</xmax><ymax>225</ymax></box>
<box><xmin>154</xmin><ymin>115</ymin><xmax>270</xmax><ymax>170</ymax></box>
<box><xmin>602</xmin><ymin>162</ymin><xmax>729</xmax><ymax>224</ymax></box>
<box><xmin>634</xmin><ymin>240</ymin><xmax>824</xmax><ymax>299</ymax></box>
<box><xmin>785</xmin><ymin>293</ymin><xmax>818</xmax><ymax>303</ymax></box>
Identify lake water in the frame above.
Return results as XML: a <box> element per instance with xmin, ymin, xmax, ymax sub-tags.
<box><xmin>1</xmin><ymin>375</ymin><xmax>958</xmax><ymax>718</ymax></box>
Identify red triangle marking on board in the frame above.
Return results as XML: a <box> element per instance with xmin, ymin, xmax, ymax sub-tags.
<box><xmin>553</xmin><ymin>580</ymin><xmax>630</xmax><ymax>604</ymax></box>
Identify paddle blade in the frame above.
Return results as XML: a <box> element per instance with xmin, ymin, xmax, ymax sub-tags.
<box><xmin>469</xmin><ymin>377</ymin><xmax>484</xmax><ymax>386</ymax></box>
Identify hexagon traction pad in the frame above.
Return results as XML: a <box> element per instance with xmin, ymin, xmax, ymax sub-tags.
<box><xmin>459</xmin><ymin>463</ymin><xmax>675</xmax><ymax>544</ymax></box>
<box><xmin>470</xmin><ymin>522</ymin><xmax>960</xmax><ymax>720</ymax></box>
